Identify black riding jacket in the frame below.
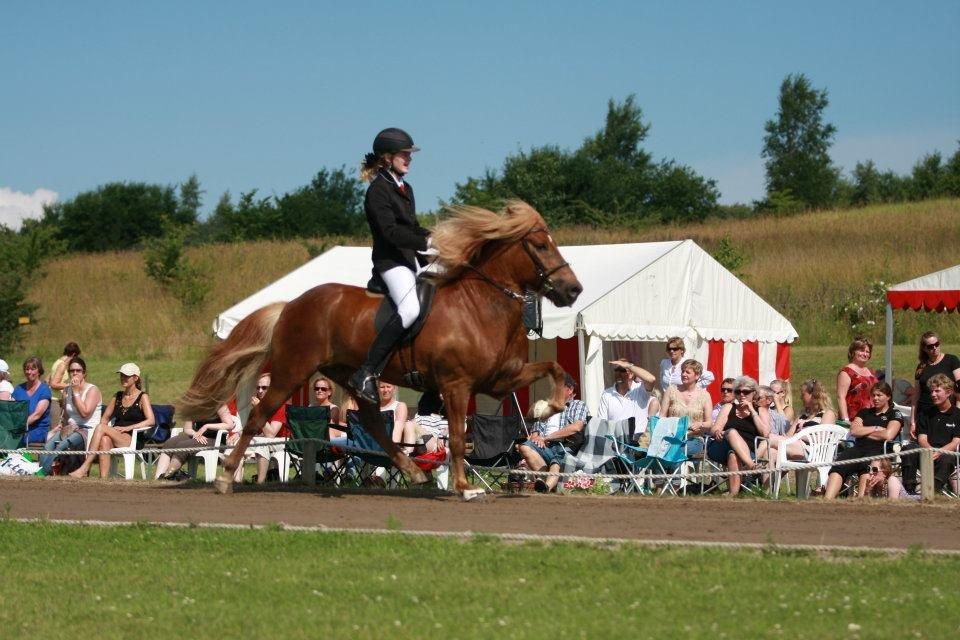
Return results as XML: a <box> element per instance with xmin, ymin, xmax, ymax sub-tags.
<box><xmin>365</xmin><ymin>170</ymin><xmax>430</xmax><ymax>281</ymax></box>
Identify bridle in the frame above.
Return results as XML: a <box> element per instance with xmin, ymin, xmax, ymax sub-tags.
<box><xmin>463</xmin><ymin>226</ymin><xmax>570</xmax><ymax>302</ymax></box>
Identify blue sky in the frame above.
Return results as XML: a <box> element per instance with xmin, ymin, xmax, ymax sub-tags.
<box><xmin>2</xmin><ymin>1</ymin><xmax>958</xmax><ymax>227</ymax></box>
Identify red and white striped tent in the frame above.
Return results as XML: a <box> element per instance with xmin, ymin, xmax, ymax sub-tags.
<box><xmin>883</xmin><ymin>263</ymin><xmax>960</xmax><ymax>380</ymax></box>
<box><xmin>213</xmin><ymin>241</ymin><xmax>798</xmax><ymax>411</ymax></box>
<box><xmin>524</xmin><ymin>240</ymin><xmax>797</xmax><ymax>414</ymax></box>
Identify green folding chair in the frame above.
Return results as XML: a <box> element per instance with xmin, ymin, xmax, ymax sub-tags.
<box><xmin>285</xmin><ymin>405</ymin><xmax>332</xmax><ymax>482</ymax></box>
<box><xmin>0</xmin><ymin>401</ymin><xmax>29</xmax><ymax>452</ymax></box>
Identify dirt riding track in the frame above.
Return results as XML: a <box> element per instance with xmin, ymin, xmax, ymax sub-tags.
<box><xmin>4</xmin><ymin>477</ymin><xmax>960</xmax><ymax>551</ymax></box>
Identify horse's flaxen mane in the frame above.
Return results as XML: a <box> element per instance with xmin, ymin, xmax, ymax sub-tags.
<box><xmin>429</xmin><ymin>200</ymin><xmax>544</xmax><ymax>284</ymax></box>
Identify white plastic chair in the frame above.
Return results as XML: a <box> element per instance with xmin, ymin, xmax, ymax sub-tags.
<box><xmin>249</xmin><ymin>437</ymin><xmax>291</xmax><ymax>482</ymax></box>
<box><xmin>108</xmin><ymin>427</ymin><xmax>152</xmax><ymax>480</ymax></box>
<box><xmin>190</xmin><ymin>429</ymin><xmax>227</xmax><ymax>482</ymax></box>
<box><xmin>772</xmin><ymin>424</ymin><xmax>848</xmax><ymax>499</ymax></box>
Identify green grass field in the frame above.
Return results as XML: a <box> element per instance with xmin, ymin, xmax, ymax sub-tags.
<box><xmin>1</xmin><ymin>521</ymin><xmax>957</xmax><ymax>639</ymax></box>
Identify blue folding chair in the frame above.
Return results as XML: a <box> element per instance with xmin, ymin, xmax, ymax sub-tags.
<box><xmin>615</xmin><ymin>416</ymin><xmax>691</xmax><ymax>495</ymax></box>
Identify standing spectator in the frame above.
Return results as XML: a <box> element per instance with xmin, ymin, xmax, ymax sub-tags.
<box><xmin>13</xmin><ymin>356</ymin><xmax>52</xmax><ymax>445</ymax></box>
<box><xmin>40</xmin><ymin>357</ymin><xmax>102</xmax><ymax>475</ymax></box>
<box><xmin>600</xmin><ymin>360</ymin><xmax>658</xmax><ymax>437</ymax></box>
<box><xmin>155</xmin><ymin>404</ymin><xmax>235</xmax><ymax>480</ymax></box>
<box><xmin>518</xmin><ymin>373</ymin><xmax>589</xmax><ymax>493</ymax></box>
<box><xmin>836</xmin><ymin>337</ymin><xmax>878</xmax><ymax>424</ymax></box>
<box><xmin>769</xmin><ymin>379</ymin><xmax>795</xmax><ymax>423</ymax></box>
<box><xmin>900</xmin><ymin>374</ymin><xmax>960</xmax><ymax>494</ymax></box>
<box><xmin>823</xmin><ymin>382</ymin><xmax>902</xmax><ymax>499</ymax></box>
<box><xmin>659</xmin><ymin>359</ymin><xmax>713</xmax><ymax>456</ymax></box>
<box><xmin>711</xmin><ymin>378</ymin><xmax>736</xmax><ymax>421</ymax></box>
<box><xmin>659</xmin><ymin>337</ymin><xmax>714</xmax><ymax>390</ymax></box>
<box><xmin>249</xmin><ymin>373</ymin><xmax>289</xmax><ymax>484</ymax></box>
<box><xmin>0</xmin><ymin>359</ymin><xmax>14</xmax><ymax>401</ymax></box>
<box><xmin>46</xmin><ymin>342</ymin><xmax>81</xmax><ymax>433</ymax></box>
<box><xmin>709</xmin><ymin>376</ymin><xmax>770</xmax><ymax>495</ymax></box>
<box><xmin>909</xmin><ymin>331</ymin><xmax>960</xmax><ymax>440</ymax></box>
<box><xmin>70</xmin><ymin>363</ymin><xmax>155</xmax><ymax>479</ymax></box>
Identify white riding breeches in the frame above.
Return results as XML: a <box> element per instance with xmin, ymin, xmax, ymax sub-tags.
<box><xmin>380</xmin><ymin>265</ymin><xmax>420</xmax><ymax>329</ymax></box>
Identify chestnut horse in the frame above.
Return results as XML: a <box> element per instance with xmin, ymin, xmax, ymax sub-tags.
<box><xmin>178</xmin><ymin>201</ymin><xmax>582</xmax><ymax>497</ymax></box>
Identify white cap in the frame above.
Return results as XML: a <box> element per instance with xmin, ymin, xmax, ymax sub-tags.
<box><xmin>0</xmin><ymin>359</ymin><xmax>8</xmax><ymax>374</ymax></box>
<box><xmin>117</xmin><ymin>362</ymin><xmax>141</xmax><ymax>377</ymax></box>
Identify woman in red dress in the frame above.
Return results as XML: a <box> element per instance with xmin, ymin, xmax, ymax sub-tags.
<box><xmin>836</xmin><ymin>337</ymin><xmax>878</xmax><ymax>424</ymax></box>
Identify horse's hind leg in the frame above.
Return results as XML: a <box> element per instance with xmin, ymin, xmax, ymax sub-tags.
<box><xmin>355</xmin><ymin>399</ymin><xmax>428</xmax><ymax>486</ymax></box>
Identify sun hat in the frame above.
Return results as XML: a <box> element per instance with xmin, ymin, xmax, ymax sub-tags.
<box><xmin>117</xmin><ymin>362</ymin><xmax>141</xmax><ymax>377</ymax></box>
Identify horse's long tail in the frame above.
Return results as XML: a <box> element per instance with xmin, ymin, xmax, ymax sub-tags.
<box><xmin>177</xmin><ymin>302</ymin><xmax>286</xmax><ymax>421</ymax></box>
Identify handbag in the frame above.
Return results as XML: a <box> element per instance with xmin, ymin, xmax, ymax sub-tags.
<box><xmin>562</xmin><ymin>430</ymin><xmax>586</xmax><ymax>455</ymax></box>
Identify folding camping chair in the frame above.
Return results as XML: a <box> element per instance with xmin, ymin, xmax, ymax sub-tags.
<box><xmin>465</xmin><ymin>413</ymin><xmax>525</xmax><ymax>491</ymax></box>
<box><xmin>558</xmin><ymin>416</ymin><xmax>633</xmax><ymax>493</ymax></box>
<box><xmin>0</xmin><ymin>400</ymin><xmax>29</xmax><ymax>452</ymax></box>
<box><xmin>341</xmin><ymin>409</ymin><xmax>406</xmax><ymax>487</ymax></box>
<box><xmin>610</xmin><ymin>416</ymin><xmax>691</xmax><ymax>495</ymax></box>
<box><xmin>284</xmin><ymin>405</ymin><xmax>332</xmax><ymax>482</ymax></box>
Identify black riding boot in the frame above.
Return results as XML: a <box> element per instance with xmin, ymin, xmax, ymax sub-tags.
<box><xmin>348</xmin><ymin>313</ymin><xmax>407</xmax><ymax>404</ymax></box>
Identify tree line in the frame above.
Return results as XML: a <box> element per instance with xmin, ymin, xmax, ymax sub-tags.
<box><xmin>2</xmin><ymin>73</ymin><xmax>958</xmax><ymax>349</ymax></box>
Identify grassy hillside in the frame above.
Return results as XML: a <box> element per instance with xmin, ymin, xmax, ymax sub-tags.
<box><xmin>7</xmin><ymin>198</ymin><xmax>959</xmax><ymax>403</ymax></box>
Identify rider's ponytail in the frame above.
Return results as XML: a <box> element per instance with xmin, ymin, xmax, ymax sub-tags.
<box><xmin>360</xmin><ymin>152</ymin><xmax>383</xmax><ymax>183</ymax></box>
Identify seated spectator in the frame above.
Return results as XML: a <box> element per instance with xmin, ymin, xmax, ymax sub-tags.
<box><xmin>13</xmin><ymin>356</ymin><xmax>52</xmax><ymax>445</ymax></box>
<box><xmin>823</xmin><ymin>382</ymin><xmax>902</xmax><ymax>499</ymax></box>
<box><xmin>753</xmin><ymin>385</ymin><xmax>791</xmax><ymax>464</ymax></box>
<box><xmin>0</xmin><ymin>359</ymin><xmax>14</xmax><ymax>401</ymax></box>
<box><xmin>403</xmin><ymin>391</ymin><xmax>448</xmax><ymax>454</ymax></box>
<box><xmin>341</xmin><ymin>381</ymin><xmax>408</xmax><ymax>441</ymax></box>
<box><xmin>766</xmin><ymin>378</ymin><xmax>838</xmax><ymax>464</ymax></box>
<box><xmin>708</xmin><ymin>376</ymin><xmax>770</xmax><ymax>496</ymax></box>
<box><xmin>70</xmin><ymin>362</ymin><xmax>155</xmax><ymax>479</ymax></box>
<box><xmin>711</xmin><ymin>378</ymin><xmax>736</xmax><ymax>421</ymax></box>
<box><xmin>857</xmin><ymin>458</ymin><xmax>912</xmax><ymax>500</ymax></box>
<box><xmin>46</xmin><ymin>342</ymin><xmax>81</xmax><ymax>433</ymax></box>
<box><xmin>769</xmin><ymin>378</ymin><xmax>795</xmax><ymax>423</ymax></box>
<box><xmin>659</xmin><ymin>359</ymin><xmax>713</xmax><ymax>456</ymax></box>
<box><xmin>311</xmin><ymin>376</ymin><xmax>341</xmax><ymax>429</ymax></box>
<box><xmin>155</xmin><ymin>404</ymin><xmax>235</xmax><ymax>480</ymax></box>
<box><xmin>603</xmin><ymin>359</ymin><xmax>658</xmax><ymax>440</ymax></box>
<box><xmin>248</xmin><ymin>373</ymin><xmax>290</xmax><ymax>484</ymax></box>
<box><xmin>659</xmin><ymin>337</ymin><xmax>714</xmax><ymax>390</ymax></box>
<box><xmin>40</xmin><ymin>357</ymin><xmax>102</xmax><ymax>475</ymax></box>
<box><xmin>517</xmin><ymin>373</ymin><xmax>588</xmax><ymax>493</ymax></box>
<box><xmin>899</xmin><ymin>374</ymin><xmax>960</xmax><ymax>494</ymax></box>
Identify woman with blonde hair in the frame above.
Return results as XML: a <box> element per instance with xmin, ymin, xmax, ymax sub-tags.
<box><xmin>857</xmin><ymin>458</ymin><xmax>911</xmax><ymax>500</ymax></box>
<box><xmin>763</xmin><ymin>378</ymin><xmax>837</xmax><ymax>471</ymax></box>
<box><xmin>348</xmin><ymin>128</ymin><xmax>432</xmax><ymax>404</ymax></box>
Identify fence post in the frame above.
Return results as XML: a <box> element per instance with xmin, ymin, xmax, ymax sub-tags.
<box><xmin>795</xmin><ymin>470</ymin><xmax>810</xmax><ymax>499</ymax></box>
<box><xmin>303</xmin><ymin>440</ymin><xmax>317</xmax><ymax>487</ymax></box>
<box><xmin>919</xmin><ymin>448</ymin><xmax>934</xmax><ymax>501</ymax></box>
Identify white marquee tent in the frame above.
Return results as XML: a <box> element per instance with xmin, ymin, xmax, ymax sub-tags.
<box><xmin>884</xmin><ymin>263</ymin><xmax>960</xmax><ymax>380</ymax></box>
<box><xmin>214</xmin><ymin>240</ymin><xmax>798</xmax><ymax>412</ymax></box>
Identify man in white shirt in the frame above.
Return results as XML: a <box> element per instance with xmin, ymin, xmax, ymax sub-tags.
<box><xmin>598</xmin><ymin>360</ymin><xmax>659</xmax><ymax>438</ymax></box>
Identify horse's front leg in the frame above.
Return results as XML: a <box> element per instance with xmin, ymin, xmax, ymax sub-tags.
<box><xmin>356</xmin><ymin>401</ymin><xmax>428</xmax><ymax>486</ymax></box>
<box><xmin>441</xmin><ymin>383</ymin><xmax>477</xmax><ymax>497</ymax></box>
<box><xmin>214</xmin><ymin>407</ymin><xmax>263</xmax><ymax>494</ymax></box>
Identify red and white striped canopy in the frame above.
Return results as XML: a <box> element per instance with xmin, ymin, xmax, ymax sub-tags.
<box><xmin>886</xmin><ymin>264</ymin><xmax>960</xmax><ymax>312</ymax></box>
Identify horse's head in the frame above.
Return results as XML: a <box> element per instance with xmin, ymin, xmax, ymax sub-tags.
<box><xmin>430</xmin><ymin>200</ymin><xmax>582</xmax><ymax>307</ymax></box>
<box><xmin>515</xmin><ymin>221</ymin><xmax>582</xmax><ymax>307</ymax></box>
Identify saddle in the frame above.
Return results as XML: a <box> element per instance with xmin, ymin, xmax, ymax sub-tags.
<box><xmin>366</xmin><ymin>274</ymin><xmax>437</xmax><ymax>390</ymax></box>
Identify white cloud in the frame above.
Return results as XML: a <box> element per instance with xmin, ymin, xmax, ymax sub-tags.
<box><xmin>0</xmin><ymin>187</ymin><xmax>58</xmax><ymax>230</ymax></box>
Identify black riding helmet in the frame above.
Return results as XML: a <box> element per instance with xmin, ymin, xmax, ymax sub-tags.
<box><xmin>373</xmin><ymin>127</ymin><xmax>420</xmax><ymax>155</ymax></box>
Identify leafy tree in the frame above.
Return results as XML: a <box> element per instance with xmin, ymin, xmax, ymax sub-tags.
<box><xmin>762</xmin><ymin>74</ymin><xmax>840</xmax><ymax>209</ymax></box>
<box><xmin>177</xmin><ymin>174</ymin><xmax>203</xmax><ymax>223</ymax></box>
<box><xmin>910</xmin><ymin>152</ymin><xmax>943</xmax><ymax>200</ymax></box>
<box><xmin>851</xmin><ymin>161</ymin><xmax>882</xmax><ymax>206</ymax></box>
<box><xmin>938</xmin><ymin>142</ymin><xmax>960</xmax><ymax>197</ymax></box>
<box><xmin>144</xmin><ymin>218</ymin><xmax>210</xmax><ymax>310</ymax></box>
<box><xmin>275</xmin><ymin>167</ymin><xmax>365</xmax><ymax>237</ymax></box>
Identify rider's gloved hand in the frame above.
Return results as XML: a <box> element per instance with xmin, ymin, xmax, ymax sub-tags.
<box><xmin>418</xmin><ymin>236</ymin><xmax>439</xmax><ymax>256</ymax></box>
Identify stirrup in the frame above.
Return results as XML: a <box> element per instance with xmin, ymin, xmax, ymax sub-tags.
<box><xmin>349</xmin><ymin>370</ymin><xmax>381</xmax><ymax>404</ymax></box>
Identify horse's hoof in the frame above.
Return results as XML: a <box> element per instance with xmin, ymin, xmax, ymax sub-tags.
<box><xmin>409</xmin><ymin>468</ymin><xmax>429</xmax><ymax>485</ymax></box>
<box><xmin>461</xmin><ymin>488</ymin><xmax>486</xmax><ymax>502</ymax></box>
<box><xmin>214</xmin><ymin>474</ymin><xmax>233</xmax><ymax>494</ymax></box>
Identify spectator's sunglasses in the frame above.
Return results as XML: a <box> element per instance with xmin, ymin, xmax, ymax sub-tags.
<box><xmin>256</xmin><ymin>385</ymin><xmax>269</xmax><ymax>391</ymax></box>
<box><xmin>315</xmin><ymin>385</ymin><xmax>331</xmax><ymax>392</ymax></box>
<box><xmin>720</xmin><ymin>387</ymin><xmax>734</xmax><ymax>393</ymax></box>
<box><xmin>68</xmin><ymin>367</ymin><xmax>84</xmax><ymax>373</ymax></box>
<box><xmin>667</xmin><ymin>346</ymin><xmax>683</xmax><ymax>352</ymax></box>
<box><xmin>869</xmin><ymin>466</ymin><xmax>882</xmax><ymax>474</ymax></box>
<box><xmin>924</xmin><ymin>341</ymin><xmax>940</xmax><ymax>350</ymax></box>
<box><xmin>734</xmin><ymin>389</ymin><xmax>754</xmax><ymax>396</ymax></box>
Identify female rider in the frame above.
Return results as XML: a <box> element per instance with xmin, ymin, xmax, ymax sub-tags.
<box><xmin>348</xmin><ymin>128</ymin><xmax>432</xmax><ymax>404</ymax></box>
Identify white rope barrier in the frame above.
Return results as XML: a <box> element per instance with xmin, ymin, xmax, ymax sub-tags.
<box><xmin>3</xmin><ymin>437</ymin><xmax>953</xmax><ymax>497</ymax></box>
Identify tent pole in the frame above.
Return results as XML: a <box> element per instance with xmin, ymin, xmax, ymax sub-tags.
<box><xmin>577</xmin><ymin>327</ymin><xmax>586</xmax><ymax>389</ymax></box>
<box><xmin>885</xmin><ymin>303</ymin><xmax>894</xmax><ymax>382</ymax></box>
